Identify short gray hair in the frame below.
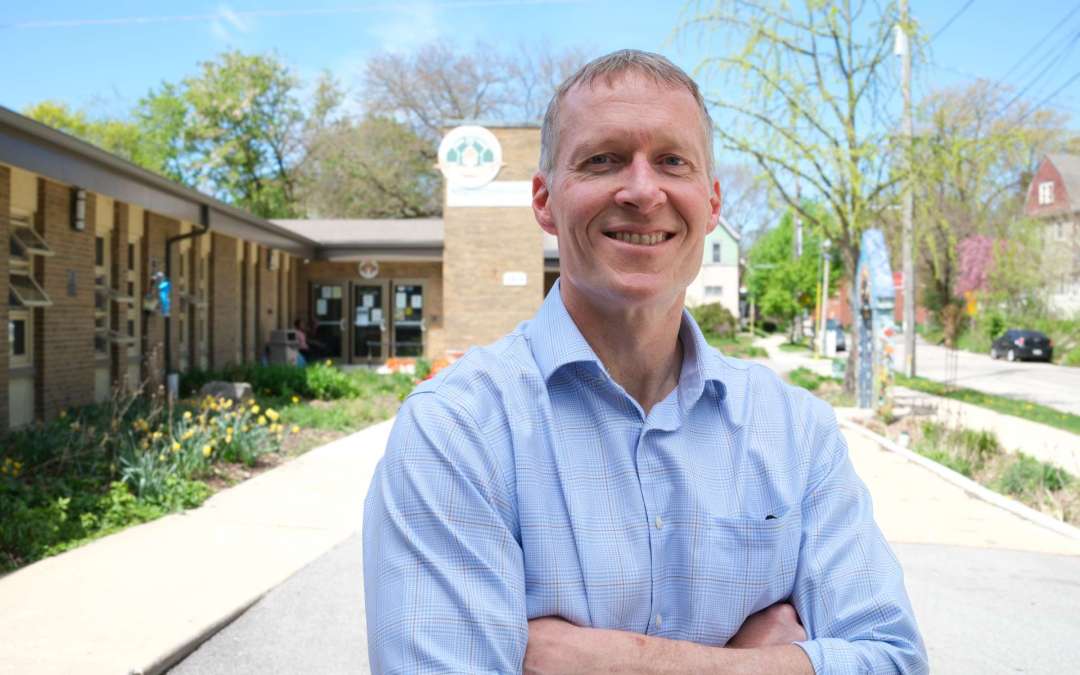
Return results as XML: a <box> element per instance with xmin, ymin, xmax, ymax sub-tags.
<box><xmin>538</xmin><ymin>49</ymin><xmax>714</xmax><ymax>177</ymax></box>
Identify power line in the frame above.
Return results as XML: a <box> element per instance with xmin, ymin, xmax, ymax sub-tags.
<box><xmin>998</xmin><ymin>28</ymin><xmax>1080</xmax><ymax>116</ymax></box>
<box><xmin>931</xmin><ymin>0</ymin><xmax>975</xmax><ymax>43</ymax></box>
<box><xmin>1016</xmin><ymin>69</ymin><xmax>1080</xmax><ymax>124</ymax></box>
<box><xmin>996</xmin><ymin>3</ymin><xmax>1080</xmax><ymax>85</ymax></box>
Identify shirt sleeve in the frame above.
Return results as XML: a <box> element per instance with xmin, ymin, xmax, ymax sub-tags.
<box><xmin>362</xmin><ymin>391</ymin><xmax>527</xmax><ymax>674</ymax></box>
<box><xmin>791</xmin><ymin>400</ymin><xmax>929</xmax><ymax>674</ymax></box>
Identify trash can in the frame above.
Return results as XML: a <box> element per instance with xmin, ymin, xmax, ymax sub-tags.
<box><xmin>268</xmin><ymin>329</ymin><xmax>300</xmax><ymax>366</ymax></box>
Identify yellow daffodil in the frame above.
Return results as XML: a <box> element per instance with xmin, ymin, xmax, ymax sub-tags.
<box><xmin>59</xmin><ymin>410</ymin><xmax>68</xmax><ymax>419</ymax></box>
<box><xmin>151</xmin><ymin>431</ymin><xmax>163</xmax><ymax>440</ymax></box>
<box><xmin>250</xmin><ymin>404</ymin><xmax>260</xmax><ymax>415</ymax></box>
<box><xmin>243</xmin><ymin>425</ymin><xmax>250</xmax><ymax>432</ymax></box>
<box><xmin>158</xmin><ymin>453</ymin><xmax>166</xmax><ymax>461</ymax></box>
<box><xmin>291</xmin><ymin>425</ymin><xmax>300</xmax><ymax>434</ymax></box>
<box><xmin>70</xmin><ymin>421</ymin><xmax>81</xmax><ymax>431</ymax></box>
<box><xmin>183</xmin><ymin>411</ymin><xmax>192</xmax><ymax>421</ymax></box>
<box><xmin>258</xmin><ymin>415</ymin><xmax>267</xmax><ymax>426</ymax></box>
<box><xmin>202</xmin><ymin>444</ymin><xmax>212</xmax><ymax>457</ymax></box>
<box><xmin>291</xmin><ymin>395</ymin><xmax>300</xmax><ymax>404</ymax></box>
<box><xmin>266</xmin><ymin>409</ymin><xmax>279</xmax><ymax>422</ymax></box>
<box><xmin>171</xmin><ymin>442</ymin><xmax>181</xmax><ymax>452</ymax></box>
<box><xmin>223</xmin><ymin>399</ymin><xmax>233</xmax><ymax>409</ymax></box>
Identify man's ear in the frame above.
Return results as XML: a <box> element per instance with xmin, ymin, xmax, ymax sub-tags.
<box><xmin>706</xmin><ymin>177</ymin><xmax>722</xmax><ymax>234</ymax></box>
<box><xmin>533</xmin><ymin>171</ymin><xmax>558</xmax><ymax>236</ymax></box>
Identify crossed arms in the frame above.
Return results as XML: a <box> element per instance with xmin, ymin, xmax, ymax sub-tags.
<box><xmin>362</xmin><ymin>393</ymin><xmax>928</xmax><ymax>674</ymax></box>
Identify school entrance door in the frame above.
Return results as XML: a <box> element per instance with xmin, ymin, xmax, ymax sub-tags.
<box><xmin>316</xmin><ymin>280</ymin><xmax>425</xmax><ymax>364</ymax></box>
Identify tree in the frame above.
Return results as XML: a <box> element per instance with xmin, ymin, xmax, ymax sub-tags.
<box><xmin>902</xmin><ymin>80</ymin><xmax>1067</xmax><ymax>343</ymax></box>
<box><xmin>181</xmin><ymin>51</ymin><xmax>305</xmax><ymax>218</ymax></box>
<box><xmin>362</xmin><ymin>41</ymin><xmax>587</xmax><ymax>144</ymax></box>
<box><xmin>299</xmin><ymin>115</ymin><xmax>439</xmax><ymax>218</ymax></box>
<box><xmin>746</xmin><ymin>206</ymin><xmax>841</xmax><ymax>337</ymax></box>
<box><xmin>24</xmin><ymin>101</ymin><xmax>149</xmax><ymax>171</ymax></box>
<box><xmin>714</xmin><ymin>163</ymin><xmax>776</xmax><ymax>243</ymax></box>
<box><xmin>684</xmin><ymin>0</ymin><xmax>906</xmax><ymax>391</ymax></box>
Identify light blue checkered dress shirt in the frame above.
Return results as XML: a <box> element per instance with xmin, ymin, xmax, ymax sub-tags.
<box><xmin>363</xmin><ymin>281</ymin><xmax>927</xmax><ymax>674</ymax></box>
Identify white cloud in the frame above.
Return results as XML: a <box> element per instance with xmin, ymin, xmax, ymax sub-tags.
<box><xmin>209</xmin><ymin>4</ymin><xmax>251</xmax><ymax>43</ymax></box>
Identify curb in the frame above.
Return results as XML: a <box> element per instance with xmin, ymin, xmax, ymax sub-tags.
<box><xmin>132</xmin><ymin>594</ymin><xmax>264</xmax><ymax>675</ymax></box>
<box><xmin>840</xmin><ymin>419</ymin><xmax>1080</xmax><ymax>543</ymax></box>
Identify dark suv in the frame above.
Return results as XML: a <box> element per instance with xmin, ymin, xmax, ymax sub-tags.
<box><xmin>990</xmin><ymin>329</ymin><xmax>1053</xmax><ymax>362</ymax></box>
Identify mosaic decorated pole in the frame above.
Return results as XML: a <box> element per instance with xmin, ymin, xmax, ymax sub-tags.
<box><xmin>855</xmin><ymin>229</ymin><xmax>897</xmax><ymax>410</ymax></box>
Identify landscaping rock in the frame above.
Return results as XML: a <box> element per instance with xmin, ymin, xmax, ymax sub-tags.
<box><xmin>199</xmin><ymin>381</ymin><xmax>254</xmax><ymax>403</ymax></box>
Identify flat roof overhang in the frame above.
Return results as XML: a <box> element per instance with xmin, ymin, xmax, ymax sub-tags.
<box><xmin>0</xmin><ymin>106</ymin><xmax>317</xmax><ymax>258</ymax></box>
<box><xmin>316</xmin><ymin>245</ymin><xmax>444</xmax><ymax>262</ymax></box>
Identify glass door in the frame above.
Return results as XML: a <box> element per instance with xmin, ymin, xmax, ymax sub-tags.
<box><xmin>391</xmin><ymin>282</ymin><xmax>424</xmax><ymax>357</ymax></box>
<box><xmin>311</xmin><ymin>283</ymin><xmax>344</xmax><ymax>361</ymax></box>
<box><xmin>352</xmin><ymin>282</ymin><xmax>387</xmax><ymax>363</ymax></box>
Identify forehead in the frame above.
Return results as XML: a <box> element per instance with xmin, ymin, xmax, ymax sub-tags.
<box><xmin>557</xmin><ymin>73</ymin><xmax>707</xmax><ymax>154</ymax></box>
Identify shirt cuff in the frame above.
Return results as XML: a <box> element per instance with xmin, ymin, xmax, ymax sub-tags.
<box><xmin>794</xmin><ymin>638</ymin><xmax>871</xmax><ymax>675</ymax></box>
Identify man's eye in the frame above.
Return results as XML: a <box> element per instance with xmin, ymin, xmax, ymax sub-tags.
<box><xmin>587</xmin><ymin>155</ymin><xmax>611</xmax><ymax>165</ymax></box>
<box><xmin>662</xmin><ymin>156</ymin><xmax>688</xmax><ymax>166</ymax></box>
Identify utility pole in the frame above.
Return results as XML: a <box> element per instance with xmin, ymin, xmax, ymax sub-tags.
<box><xmin>897</xmin><ymin>0</ymin><xmax>916</xmax><ymax>377</ymax></box>
<box><xmin>818</xmin><ymin>239</ymin><xmax>832</xmax><ymax>356</ymax></box>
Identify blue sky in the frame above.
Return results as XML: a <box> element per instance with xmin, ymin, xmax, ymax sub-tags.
<box><xmin>2</xmin><ymin>0</ymin><xmax>1077</xmax><ymax>126</ymax></box>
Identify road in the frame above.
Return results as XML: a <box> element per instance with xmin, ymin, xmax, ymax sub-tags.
<box><xmin>897</xmin><ymin>336</ymin><xmax>1080</xmax><ymax>416</ymax></box>
<box><xmin>171</xmin><ymin>422</ymin><xmax>1080</xmax><ymax>675</ymax></box>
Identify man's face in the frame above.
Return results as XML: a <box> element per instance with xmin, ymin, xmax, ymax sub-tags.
<box><xmin>533</xmin><ymin>73</ymin><xmax>721</xmax><ymax>312</ymax></box>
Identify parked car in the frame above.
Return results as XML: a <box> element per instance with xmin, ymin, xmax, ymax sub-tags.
<box><xmin>990</xmin><ymin>329</ymin><xmax>1053</xmax><ymax>362</ymax></box>
<box><xmin>826</xmin><ymin>319</ymin><xmax>846</xmax><ymax>352</ymax></box>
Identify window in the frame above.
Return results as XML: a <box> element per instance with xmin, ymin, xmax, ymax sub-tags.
<box><xmin>95</xmin><ymin>236</ymin><xmax>105</xmax><ymax>266</ymax></box>
<box><xmin>10</xmin><ymin>318</ymin><xmax>25</xmax><ymax>357</ymax></box>
<box><xmin>1038</xmin><ymin>181</ymin><xmax>1055</xmax><ymax>205</ymax></box>
<box><xmin>9</xmin><ymin>311</ymin><xmax>31</xmax><ymax>368</ymax></box>
<box><xmin>705</xmin><ymin>285</ymin><xmax>724</xmax><ymax>298</ymax></box>
<box><xmin>128</xmin><ymin>243</ymin><xmax>135</xmax><ymax>271</ymax></box>
<box><xmin>712</xmin><ymin>242</ymin><xmax>722</xmax><ymax>263</ymax></box>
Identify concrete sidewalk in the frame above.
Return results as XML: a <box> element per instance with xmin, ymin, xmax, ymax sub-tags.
<box><xmin>2</xmin><ymin>405</ymin><xmax>1079</xmax><ymax>675</ymax></box>
<box><xmin>754</xmin><ymin>334</ymin><xmax>1080</xmax><ymax>474</ymax></box>
<box><xmin>0</xmin><ymin>419</ymin><xmax>393</xmax><ymax>675</ymax></box>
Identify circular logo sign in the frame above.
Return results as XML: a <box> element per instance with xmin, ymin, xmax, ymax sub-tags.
<box><xmin>358</xmin><ymin>259</ymin><xmax>379</xmax><ymax>280</ymax></box>
<box><xmin>436</xmin><ymin>126</ymin><xmax>502</xmax><ymax>189</ymax></box>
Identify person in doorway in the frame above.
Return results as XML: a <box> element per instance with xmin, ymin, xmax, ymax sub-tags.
<box><xmin>293</xmin><ymin>319</ymin><xmax>310</xmax><ymax>366</ymax></box>
<box><xmin>363</xmin><ymin>50</ymin><xmax>927</xmax><ymax>674</ymax></box>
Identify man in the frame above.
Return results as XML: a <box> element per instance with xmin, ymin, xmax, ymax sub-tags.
<box><xmin>363</xmin><ymin>50</ymin><xmax>927</xmax><ymax>674</ymax></box>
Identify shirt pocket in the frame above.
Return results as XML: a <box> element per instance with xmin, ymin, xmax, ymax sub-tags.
<box><xmin>705</xmin><ymin>507</ymin><xmax>801</xmax><ymax>635</ymax></box>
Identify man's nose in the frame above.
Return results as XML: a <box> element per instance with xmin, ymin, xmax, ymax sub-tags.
<box><xmin>614</xmin><ymin>155</ymin><xmax>667</xmax><ymax>213</ymax></box>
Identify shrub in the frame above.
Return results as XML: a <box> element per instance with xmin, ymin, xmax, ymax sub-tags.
<box><xmin>691</xmin><ymin>303</ymin><xmax>738</xmax><ymax>339</ymax></box>
<box><xmin>993</xmin><ymin>454</ymin><xmax>1072</xmax><ymax>496</ymax></box>
<box><xmin>789</xmin><ymin>367</ymin><xmax>826</xmax><ymax>392</ymax></box>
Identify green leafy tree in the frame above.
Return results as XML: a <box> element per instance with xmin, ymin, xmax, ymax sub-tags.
<box><xmin>181</xmin><ymin>51</ymin><xmax>304</xmax><ymax>218</ymax></box>
<box><xmin>683</xmin><ymin>0</ymin><xmax>907</xmax><ymax>389</ymax></box>
<box><xmin>899</xmin><ymin>81</ymin><xmax>1066</xmax><ymax>343</ymax></box>
<box><xmin>746</xmin><ymin>207</ymin><xmax>841</xmax><ymax>336</ymax></box>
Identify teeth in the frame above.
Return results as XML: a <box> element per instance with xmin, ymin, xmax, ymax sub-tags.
<box><xmin>611</xmin><ymin>232</ymin><xmax>667</xmax><ymax>246</ymax></box>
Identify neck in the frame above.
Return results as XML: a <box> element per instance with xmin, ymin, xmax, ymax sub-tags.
<box><xmin>560</xmin><ymin>284</ymin><xmax>685</xmax><ymax>415</ymax></box>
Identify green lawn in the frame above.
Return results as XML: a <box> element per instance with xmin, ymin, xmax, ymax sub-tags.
<box><xmin>894</xmin><ymin>373</ymin><xmax>1080</xmax><ymax>436</ymax></box>
<box><xmin>778</xmin><ymin>341</ymin><xmax>812</xmax><ymax>353</ymax></box>
<box><xmin>705</xmin><ymin>332</ymin><xmax>768</xmax><ymax>359</ymax></box>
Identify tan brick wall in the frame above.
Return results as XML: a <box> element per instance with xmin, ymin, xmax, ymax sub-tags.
<box><xmin>110</xmin><ymin>202</ymin><xmax>131</xmax><ymax>392</ymax></box>
<box><xmin>258</xmin><ymin>246</ymin><xmax>279</xmax><ymax>354</ymax></box>
<box><xmin>442</xmin><ymin>126</ymin><xmax>544</xmax><ymax>351</ymax></box>
<box><xmin>209</xmin><ymin>233</ymin><xmax>240</xmax><ymax>368</ymax></box>
<box><xmin>241</xmin><ymin>242</ymin><xmax>257</xmax><ymax>363</ymax></box>
<box><xmin>142</xmin><ymin>211</ymin><xmax>180</xmax><ymax>383</ymax></box>
<box><xmin>0</xmin><ymin>166</ymin><xmax>10</xmax><ymax>434</ymax></box>
<box><xmin>34</xmin><ymin>179</ymin><xmax>95</xmax><ymax>420</ymax></box>
<box><xmin>298</xmin><ymin>260</ymin><xmax>444</xmax><ymax>359</ymax></box>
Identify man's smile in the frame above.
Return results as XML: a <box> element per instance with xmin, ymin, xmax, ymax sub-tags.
<box><xmin>602</xmin><ymin>230</ymin><xmax>674</xmax><ymax>247</ymax></box>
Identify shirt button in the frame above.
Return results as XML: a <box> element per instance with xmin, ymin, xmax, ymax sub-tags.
<box><xmin>654</xmin><ymin>516</ymin><xmax>663</xmax><ymax>530</ymax></box>
<box><xmin>654</xmin><ymin>613</ymin><xmax>662</xmax><ymax>628</ymax></box>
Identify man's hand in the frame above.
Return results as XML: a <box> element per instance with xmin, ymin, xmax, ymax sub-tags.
<box><xmin>525</xmin><ymin>606</ymin><xmax>811</xmax><ymax>674</ymax></box>
<box><xmin>727</xmin><ymin>602</ymin><xmax>807</xmax><ymax>649</ymax></box>
<box><xmin>524</xmin><ymin>617</ymin><xmax>603</xmax><ymax>675</ymax></box>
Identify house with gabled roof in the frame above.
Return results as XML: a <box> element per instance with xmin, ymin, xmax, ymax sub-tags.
<box><xmin>1025</xmin><ymin>153</ymin><xmax>1080</xmax><ymax>315</ymax></box>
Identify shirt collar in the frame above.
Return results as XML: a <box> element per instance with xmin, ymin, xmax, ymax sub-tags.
<box><xmin>526</xmin><ymin>281</ymin><xmax>742</xmax><ymax>418</ymax></box>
